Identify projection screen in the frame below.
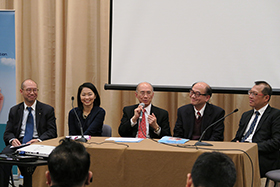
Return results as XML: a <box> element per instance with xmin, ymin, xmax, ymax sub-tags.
<box><xmin>106</xmin><ymin>0</ymin><xmax>280</xmax><ymax>94</ymax></box>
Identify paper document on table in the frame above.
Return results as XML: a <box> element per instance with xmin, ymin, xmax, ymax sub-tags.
<box><xmin>105</xmin><ymin>137</ymin><xmax>144</xmax><ymax>143</ymax></box>
<box><xmin>65</xmin><ymin>135</ymin><xmax>91</xmax><ymax>140</ymax></box>
<box><xmin>158</xmin><ymin>136</ymin><xmax>189</xmax><ymax>144</ymax></box>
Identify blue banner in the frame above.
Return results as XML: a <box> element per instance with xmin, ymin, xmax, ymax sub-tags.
<box><xmin>0</xmin><ymin>10</ymin><xmax>16</xmax><ymax>150</ymax></box>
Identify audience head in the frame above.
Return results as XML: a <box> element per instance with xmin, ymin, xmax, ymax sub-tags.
<box><xmin>135</xmin><ymin>82</ymin><xmax>154</xmax><ymax>107</ymax></box>
<box><xmin>190</xmin><ymin>82</ymin><xmax>212</xmax><ymax>110</ymax></box>
<box><xmin>77</xmin><ymin>82</ymin><xmax>100</xmax><ymax>110</ymax></box>
<box><xmin>20</xmin><ymin>79</ymin><xmax>38</xmax><ymax>106</ymax></box>
<box><xmin>46</xmin><ymin>138</ymin><xmax>92</xmax><ymax>187</ymax></box>
<box><xmin>248</xmin><ymin>81</ymin><xmax>271</xmax><ymax>110</ymax></box>
<box><xmin>186</xmin><ymin>152</ymin><xmax>236</xmax><ymax>187</ymax></box>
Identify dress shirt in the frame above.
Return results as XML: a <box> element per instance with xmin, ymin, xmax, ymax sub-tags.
<box><xmin>243</xmin><ymin>104</ymin><xmax>268</xmax><ymax>142</ymax></box>
<box><xmin>193</xmin><ymin>103</ymin><xmax>206</xmax><ymax>119</ymax></box>
<box><xmin>130</xmin><ymin>104</ymin><xmax>161</xmax><ymax>137</ymax></box>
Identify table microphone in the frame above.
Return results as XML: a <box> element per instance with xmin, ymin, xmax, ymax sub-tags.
<box><xmin>194</xmin><ymin>108</ymin><xmax>238</xmax><ymax>146</ymax></box>
<box><xmin>71</xmin><ymin>96</ymin><xmax>87</xmax><ymax>143</ymax></box>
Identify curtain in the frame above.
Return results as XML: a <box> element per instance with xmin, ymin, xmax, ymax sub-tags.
<box><xmin>1</xmin><ymin>0</ymin><xmax>280</xmax><ymax>141</ymax></box>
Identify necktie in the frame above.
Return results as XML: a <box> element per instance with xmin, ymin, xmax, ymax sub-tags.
<box><xmin>22</xmin><ymin>107</ymin><xmax>34</xmax><ymax>144</ymax></box>
<box><xmin>241</xmin><ymin>111</ymin><xmax>260</xmax><ymax>142</ymax></box>
<box><xmin>138</xmin><ymin>109</ymin><xmax>147</xmax><ymax>138</ymax></box>
<box><xmin>197</xmin><ymin>112</ymin><xmax>201</xmax><ymax>119</ymax></box>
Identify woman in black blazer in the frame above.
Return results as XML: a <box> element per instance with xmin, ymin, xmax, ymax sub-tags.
<box><xmin>68</xmin><ymin>82</ymin><xmax>105</xmax><ymax>136</ymax></box>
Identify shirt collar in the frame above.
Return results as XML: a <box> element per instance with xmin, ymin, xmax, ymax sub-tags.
<box><xmin>193</xmin><ymin>103</ymin><xmax>206</xmax><ymax>117</ymax></box>
<box><xmin>144</xmin><ymin>103</ymin><xmax>152</xmax><ymax>115</ymax></box>
<box><xmin>254</xmin><ymin>104</ymin><xmax>268</xmax><ymax>116</ymax></box>
<box><xmin>24</xmin><ymin>100</ymin><xmax>37</xmax><ymax>111</ymax></box>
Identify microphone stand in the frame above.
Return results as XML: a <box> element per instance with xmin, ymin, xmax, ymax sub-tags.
<box><xmin>194</xmin><ymin>109</ymin><xmax>238</xmax><ymax>146</ymax></box>
<box><xmin>71</xmin><ymin>97</ymin><xmax>87</xmax><ymax>143</ymax></box>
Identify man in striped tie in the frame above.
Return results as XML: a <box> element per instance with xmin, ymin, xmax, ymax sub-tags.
<box><xmin>232</xmin><ymin>81</ymin><xmax>280</xmax><ymax>177</ymax></box>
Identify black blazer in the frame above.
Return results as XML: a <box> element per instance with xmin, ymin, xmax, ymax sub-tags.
<box><xmin>68</xmin><ymin>106</ymin><xmax>105</xmax><ymax>136</ymax></box>
<box><xmin>173</xmin><ymin>103</ymin><xmax>225</xmax><ymax>141</ymax></box>
<box><xmin>118</xmin><ymin>104</ymin><xmax>171</xmax><ymax>138</ymax></box>
<box><xmin>232</xmin><ymin>105</ymin><xmax>280</xmax><ymax>177</ymax></box>
<box><xmin>3</xmin><ymin>101</ymin><xmax>57</xmax><ymax>145</ymax></box>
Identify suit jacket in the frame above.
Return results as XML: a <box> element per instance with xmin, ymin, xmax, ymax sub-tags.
<box><xmin>3</xmin><ymin>101</ymin><xmax>57</xmax><ymax>146</ymax></box>
<box><xmin>68</xmin><ymin>106</ymin><xmax>105</xmax><ymax>136</ymax></box>
<box><xmin>173</xmin><ymin>103</ymin><xmax>225</xmax><ymax>141</ymax></box>
<box><xmin>232</xmin><ymin>105</ymin><xmax>280</xmax><ymax>177</ymax></box>
<box><xmin>118</xmin><ymin>104</ymin><xmax>171</xmax><ymax>138</ymax></box>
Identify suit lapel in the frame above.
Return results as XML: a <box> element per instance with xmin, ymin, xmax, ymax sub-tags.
<box><xmin>186</xmin><ymin>106</ymin><xmax>195</xmax><ymax>138</ymax></box>
<box><xmin>201</xmin><ymin>103</ymin><xmax>211</xmax><ymax>130</ymax></box>
<box><xmin>16</xmin><ymin>103</ymin><xmax>24</xmax><ymax>134</ymax></box>
<box><xmin>36</xmin><ymin>101</ymin><xmax>42</xmax><ymax>129</ymax></box>
<box><xmin>255</xmin><ymin>105</ymin><xmax>271</xmax><ymax>133</ymax></box>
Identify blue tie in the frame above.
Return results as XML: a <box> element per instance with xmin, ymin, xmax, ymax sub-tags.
<box><xmin>22</xmin><ymin>107</ymin><xmax>34</xmax><ymax>144</ymax></box>
<box><xmin>241</xmin><ymin>111</ymin><xmax>260</xmax><ymax>142</ymax></box>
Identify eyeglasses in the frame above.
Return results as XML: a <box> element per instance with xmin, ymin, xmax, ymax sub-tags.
<box><xmin>248</xmin><ymin>91</ymin><xmax>264</xmax><ymax>97</ymax></box>
<box><xmin>23</xmin><ymin>88</ymin><xmax>39</xmax><ymax>93</ymax></box>
<box><xmin>189</xmin><ymin>90</ymin><xmax>207</xmax><ymax>97</ymax></box>
<box><xmin>138</xmin><ymin>91</ymin><xmax>153</xmax><ymax>96</ymax></box>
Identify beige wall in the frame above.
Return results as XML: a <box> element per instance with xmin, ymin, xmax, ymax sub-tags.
<box><xmin>1</xmin><ymin>0</ymin><xmax>280</xmax><ymax>141</ymax></box>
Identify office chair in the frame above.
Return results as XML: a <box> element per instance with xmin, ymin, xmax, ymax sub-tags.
<box><xmin>101</xmin><ymin>124</ymin><xmax>112</xmax><ymax>137</ymax></box>
<box><xmin>265</xmin><ymin>169</ymin><xmax>280</xmax><ymax>187</ymax></box>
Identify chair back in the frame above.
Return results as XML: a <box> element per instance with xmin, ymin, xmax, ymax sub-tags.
<box><xmin>101</xmin><ymin>124</ymin><xmax>112</xmax><ymax>137</ymax></box>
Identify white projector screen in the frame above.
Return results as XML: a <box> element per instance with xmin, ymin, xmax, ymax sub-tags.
<box><xmin>107</xmin><ymin>0</ymin><xmax>280</xmax><ymax>93</ymax></box>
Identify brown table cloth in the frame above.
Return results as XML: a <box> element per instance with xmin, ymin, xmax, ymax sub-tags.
<box><xmin>32</xmin><ymin>137</ymin><xmax>260</xmax><ymax>187</ymax></box>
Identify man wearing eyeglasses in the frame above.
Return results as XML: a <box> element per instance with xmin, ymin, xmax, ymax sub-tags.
<box><xmin>119</xmin><ymin>82</ymin><xmax>171</xmax><ymax>138</ymax></box>
<box><xmin>0</xmin><ymin>79</ymin><xmax>57</xmax><ymax>187</ymax></box>
<box><xmin>232</xmin><ymin>81</ymin><xmax>280</xmax><ymax>177</ymax></box>
<box><xmin>173</xmin><ymin>82</ymin><xmax>225</xmax><ymax>141</ymax></box>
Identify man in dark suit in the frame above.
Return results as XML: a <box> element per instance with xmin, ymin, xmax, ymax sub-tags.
<box><xmin>0</xmin><ymin>79</ymin><xmax>57</xmax><ymax>187</ymax></box>
<box><xmin>232</xmin><ymin>81</ymin><xmax>280</xmax><ymax>177</ymax></box>
<box><xmin>119</xmin><ymin>82</ymin><xmax>171</xmax><ymax>138</ymax></box>
<box><xmin>173</xmin><ymin>82</ymin><xmax>225</xmax><ymax>141</ymax></box>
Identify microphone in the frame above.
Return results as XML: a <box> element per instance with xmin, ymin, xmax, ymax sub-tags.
<box><xmin>71</xmin><ymin>96</ymin><xmax>87</xmax><ymax>143</ymax></box>
<box><xmin>138</xmin><ymin>103</ymin><xmax>145</xmax><ymax>122</ymax></box>
<box><xmin>194</xmin><ymin>108</ymin><xmax>239</xmax><ymax>146</ymax></box>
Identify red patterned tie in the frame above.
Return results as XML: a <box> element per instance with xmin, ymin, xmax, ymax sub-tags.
<box><xmin>138</xmin><ymin>109</ymin><xmax>146</xmax><ymax>138</ymax></box>
<box><xmin>197</xmin><ymin>112</ymin><xmax>201</xmax><ymax>119</ymax></box>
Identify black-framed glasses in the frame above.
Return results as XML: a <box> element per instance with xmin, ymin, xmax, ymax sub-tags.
<box><xmin>189</xmin><ymin>90</ymin><xmax>207</xmax><ymax>97</ymax></box>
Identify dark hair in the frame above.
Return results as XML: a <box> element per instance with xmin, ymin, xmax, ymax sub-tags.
<box><xmin>192</xmin><ymin>82</ymin><xmax>212</xmax><ymax>97</ymax></box>
<box><xmin>77</xmin><ymin>82</ymin><xmax>101</xmax><ymax>110</ymax></box>
<box><xmin>48</xmin><ymin>138</ymin><xmax>91</xmax><ymax>187</ymax></box>
<box><xmin>255</xmin><ymin>81</ymin><xmax>272</xmax><ymax>101</ymax></box>
<box><xmin>191</xmin><ymin>152</ymin><xmax>236</xmax><ymax>187</ymax></box>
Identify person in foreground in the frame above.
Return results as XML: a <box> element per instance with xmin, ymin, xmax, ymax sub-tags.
<box><xmin>186</xmin><ymin>152</ymin><xmax>236</xmax><ymax>187</ymax></box>
<box><xmin>173</xmin><ymin>82</ymin><xmax>225</xmax><ymax>141</ymax></box>
<box><xmin>0</xmin><ymin>79</ymin><xmax>57</xmax><ymax>187</ymax></box>
<box><xmin>119</xmin><ymin>82</ymin><xmax>171</xmax><ymax>138</ymax></box>
<box><xmin>232</xmin><ymin>81</ymin><xmax>280</xmax><ymax>177</ymax></box>
<box><xmin>46</xmin><ymin>138</ymin><xmax>93</xmax><ymax>187</ymax></box>
<box><xmin>68</xmin><ymin>82</ymin><xmax>105</xmax><ymax>136</ymax></box>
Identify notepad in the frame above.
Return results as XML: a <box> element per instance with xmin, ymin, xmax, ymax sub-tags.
<box><xmin>105</xmin><ymin>137</ymin><xmax>144</xmax><ymax>143</ymax></box>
